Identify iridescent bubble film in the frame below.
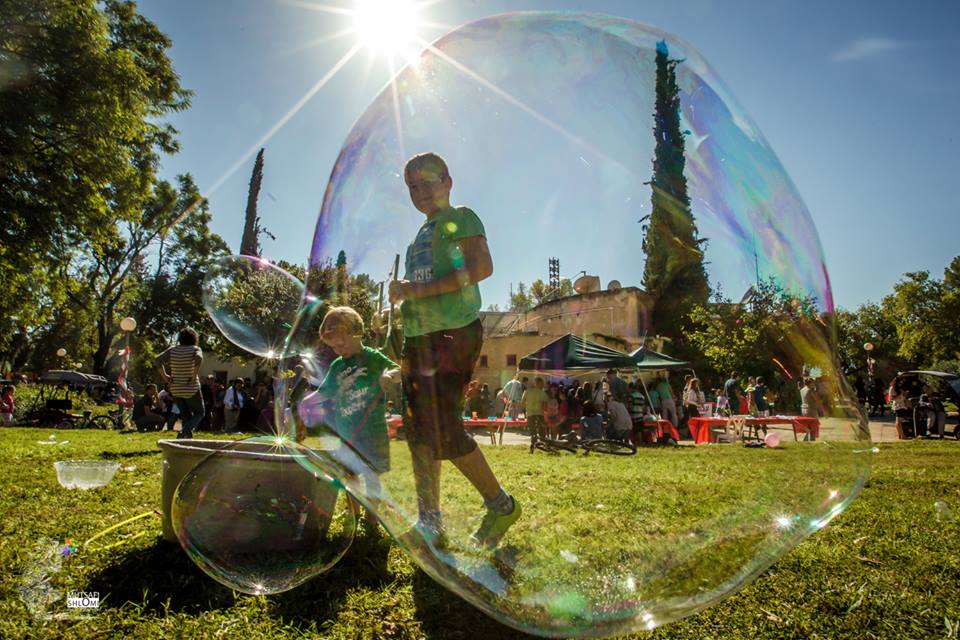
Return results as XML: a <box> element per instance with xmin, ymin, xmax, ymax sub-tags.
<box><xmin>272</xmin><ymin>12</ymin><xmax>870</xmax><ymax>637</ymax></box>
<box><xmin>203</xmin><ymin>255</ymin><xmax>309</xmax><ymax>359</ymax></box>
<box><xmin>171</xmin><ymin>437</ymin><xmax>356</xmax><ymax>595</ymax></box>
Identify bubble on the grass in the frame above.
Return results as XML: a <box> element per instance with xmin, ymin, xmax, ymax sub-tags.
<box><xmin>934</xmin><ymin>501</ymin><xmax>954</xmax><ymax>523</ymax></box>
<box><xmin>202</xmin><ymin>255</ymin><xmax>312</xmax><ymax>359</ymax></box>
<box><xmin>171</xmin><ymin>437</ymin><xmax>356</xmax><ymax>595</ymax></box>
<box><xmin>277</xmin><ymin>12</ymin><xmax>871</xmax><ymax>637</ymax></box>
<box><xmin>559</xmin><ymin>550</ymin><xmax>579</xmax><ymax>564</ymax></box>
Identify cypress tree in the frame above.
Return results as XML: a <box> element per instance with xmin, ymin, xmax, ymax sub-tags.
<box><xmin>641</xmin><ymin>40</ymin><xmax>710</xmax><ymax>338</ymax></box>
<box><xmin>335</xmin><ymin>250</ymin><xmax>348</xmax><ymax>303</ymax></box>
<box><xmin>240</xmin><ymin>148</ymin><xmax>265</xmax><ymax>256</ymax></box>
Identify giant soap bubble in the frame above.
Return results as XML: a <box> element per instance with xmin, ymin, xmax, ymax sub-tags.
<box><xmin>203</xmin><ymin>254</ymin><xmax>313</xmax><ymax>359</ymax></box>
<box><xmin>171</xmin><ymin>436</ymin><xmax>356</xmax><ymax>595</ymax></box>
<box><xmin>273</xmin><ymin>12</ymin><xmax>869</xmax><ymax>637</ymax></box>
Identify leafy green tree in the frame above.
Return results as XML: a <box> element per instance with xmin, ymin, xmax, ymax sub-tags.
<box><xmin>127</xmin><ymin>177</ymin><xmax>230</xmax><ymax>380</ymax></box>
<box><xmin>0</xmin><ymin>0</ymin><xmax>190</xmax><ymax>366</ymax></box>
<box><xmin>529</xmin><ymin>278</ymin><xmax>574</xmax><ymax>306</ymax></box>
<box><xmin>641</xmin><ymin>40</ymin><xmax>710</xmax><ymax>339</ymax></box>
<box><xmin>826</xmin><ymin>255</ymin><xmax>959</xmax><ymax>378</ymax></box>
<box><xmin>202</xmin><ymin>257</ymin><xmax>380</xmax><ymax>365</ymax></box>
<box><xmin>4</xmin><ymin>177</ymin><xmax>224</xmax><ymax>379</ymax></box>
<box><xmin>687</xmin><ymin>277</ymin><xmax>824</xmax><ymax>390</ymax></box>
<box><xmin>202</xmin><ymin>257</ymin><xmax>306</xmax><ymax>363</ymax></box>
<box><xmin>937</xmin><ymin>255</ymin><xmax>960</xmax><ymax>360</ymax></box>
<box><xmin>503</xmin><ymin>278</ymin><xmax>574</xmax><ymax>313</ymax></box>
<box><xmin>882</xmin><ymin>257</ymin><xmax>960</xmax><ymax>366</ymax></box>
<box><xmin>23</xmin><ymin>301</ymin><xmax>99</xmax><ymax>374</ymax></box>
<box><xmin>71</xmin><ymin>175</ymin><xmax>218</xmax><ymax>375</ymax></box>
<box><xmin>508</xmin><ymin>283</ymin><xmax>534</xmax><ymax>312</ymax></box>
<box><xmin>833</xmin><ymin>302</ymin><xmax>901</xmax><ymax>374</ymax></box>
<box><xmin>885</xmin><ymin>271</ymin><xmax>941</xmax><ymax>364</ymax></box>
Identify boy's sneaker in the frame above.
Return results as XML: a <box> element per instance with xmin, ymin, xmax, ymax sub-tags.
<box><xmin>471</xmin><ymin>498</ymin><xmax>522</xmax><ymax>548</ymax></box>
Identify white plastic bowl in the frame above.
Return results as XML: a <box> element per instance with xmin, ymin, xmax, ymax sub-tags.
<box><xmin>54</xmin><ymin>460</ymin><xmax>120</xmax><ymax>489</ymax></box>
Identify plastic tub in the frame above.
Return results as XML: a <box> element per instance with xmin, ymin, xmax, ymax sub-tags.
<box><xmin>54</xmin><ymin>460</ymin><xmax>120</xmax><ymax>489</ymax></box>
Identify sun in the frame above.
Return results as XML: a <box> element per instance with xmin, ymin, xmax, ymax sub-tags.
<box><xmin>201</xmin><ymin>0</ymin><xmax>440</xmax><ymax>200</ymax></box>
<box><xmin>351</xmin><ymin>0</ymin><xmax>424</xmax><ymax>64</ymax></box>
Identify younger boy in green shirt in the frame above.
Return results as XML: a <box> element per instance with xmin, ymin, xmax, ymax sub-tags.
<box><xmin>309</xmin><ymin>306</ymin><xmax>400</xmax><ymax>527</ymax></box>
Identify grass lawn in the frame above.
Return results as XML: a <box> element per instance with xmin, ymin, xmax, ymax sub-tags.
<box><xmin>1</xmin><ymin>427</ymin><xmax>958</xmax><ymax>640</ymax></box>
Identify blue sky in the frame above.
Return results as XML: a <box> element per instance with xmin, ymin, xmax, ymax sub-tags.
<box><xmin>138</xmin><ymin>0</ymin><xmax>960</xmax><ymax>311</ymax></box>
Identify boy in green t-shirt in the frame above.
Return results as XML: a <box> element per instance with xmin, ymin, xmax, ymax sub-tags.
<box><xmin>310</xmin><ymin>306</ymin><xmax>400</xmax><ymax>527</ymax></box>
<box><xmin>388</xmin><ymin>152</ymin><xmax>520</xmax><ymax>548</ymax></box>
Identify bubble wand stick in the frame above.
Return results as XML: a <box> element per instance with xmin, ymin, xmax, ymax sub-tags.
<box><xmin>382</xmin><ymin>254</ymin><xmax>400</xmax><ymax>354</ymax></box>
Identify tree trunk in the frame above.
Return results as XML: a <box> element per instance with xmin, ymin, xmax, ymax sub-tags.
<box><xmin>9</xmin><ymin>329</ymin><xmax>32</xmax><ymax>372</ymax></box>
<box><xmin>92</xmin><ymin>313</ymin><xmax>114</xmax><ymax>376</ymax></box>
<box><xmin>92</xmin><ymin>291</ymin><xmax>122</xmax><ymax>377</ymax></box>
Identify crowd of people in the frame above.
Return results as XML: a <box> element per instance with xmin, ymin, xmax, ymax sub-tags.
<box><xmin>888</xmin><ymin>375</ymin><xmax>949</xmax><ymax>439</ymax></box>
<box><xmin>456</xmin><ymin>369</ymin><xmax>690</xmax><ymax>444</ymax></box>
<box><xmin>130</xmin><ymin>328</ymin><xmax>277</xmax><ymax>437</ymax></box>
<box><xmin>462</xmin><ymin>370</ymin><xmax>656</xmax><ymax>437</ymax></box>
<box><xmin>458</xmin><ymin>369</ymin><xmax>837</xmax><ymax>441</ymax></box>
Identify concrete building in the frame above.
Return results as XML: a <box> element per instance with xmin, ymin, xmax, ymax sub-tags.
<box><xmin>198</xmin><ymin>352</ymin><xmax>263</xmax><ymax>385</ymax></box>
<box><xmin>472</xmin><ymin>285</ymin><xmax>661</xmax><ymax>392</ymax></box>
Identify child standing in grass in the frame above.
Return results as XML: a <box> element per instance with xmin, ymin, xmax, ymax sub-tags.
<box><xmin>522</xmin><ymin>377</ymin><xmax>547</xmax><ymax>442</ymax></box>
<box><xmin>579</xmin><ymin>401</ymin><xmax>604</xmax><ymax>440</ymax></box>
<box><xmin>308</xmin><ymin>306</ymin><xmax>400</xmax><ymax>528</ymax></box>
<box><xmin>543</xmin><ymin>383</ymin><xmax>564</xmax><ymax>439</ymax></box>
<box><xmin>0</xmin><ymin>385</ymin><xmax>14</xmax><ymax>425</ymax></box>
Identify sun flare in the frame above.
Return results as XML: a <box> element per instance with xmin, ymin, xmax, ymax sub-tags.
<box><xmin>202</xmin><ymin>0</ymin><xmax>439</xmax><ymax>201</ymax></box>
<box><xmin>352</xmin><ymin>0</ymin><xmax>423</xmax><ymax>63</ymax></box>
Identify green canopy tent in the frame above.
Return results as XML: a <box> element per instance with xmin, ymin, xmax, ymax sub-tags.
<box><xmin>517</xmin><ymin>334</ymin><xmax>690</xmax><ymax>377</ymax></box>
<box><xmin>518</xmin><ymin>335</ymin><xmax>692</xmax><ymax>425</ymax></box>
<box><xmin>629</xmin><ymin>347</ymin><xmax>692</xmax><ymax>427</ymax></box>
<box><xmin>629</xmin><ymin>347</ymin><xmax>689</xmax><ymax>370</ymax></box>
<box><xmin>517</xmin><ymin>333</ymin><xmax>636</xmax><ymax>377</ymax></box>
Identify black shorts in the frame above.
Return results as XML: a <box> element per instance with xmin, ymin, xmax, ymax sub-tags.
<box><xmin>401</xmin><ymin>319</ymin><xmax>482</xmax><ymax>460</ymax></box>
<box><xmin>527</xmin><ymin>415</ymin><xmax>546</xmax><ymax>436</ymax></box>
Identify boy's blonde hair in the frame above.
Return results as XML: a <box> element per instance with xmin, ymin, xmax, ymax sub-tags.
<box><xmin>320</xmin><ymin>306</ymin><xmax>364</xmax><ymax>337</ymax></box>
<box><xmin>404</xmin><ymin>152</ymin><xmax>449</xmax><ymax>180</ymax></box>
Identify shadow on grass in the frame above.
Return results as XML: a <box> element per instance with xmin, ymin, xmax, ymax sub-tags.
<box><xmin>270</xmin><ymin>531</ymin><xmax>532</xmax><ymax>638</ymax></box>
<box><xmin>99</xmin><ymin>450</ymin><xmax>162</xmax><ymax>459</ymax></box>
<box><xmin>84</xmin><ymin>529</ymin><xmax>535</xmax><ymax>637</ymax></box>
<box><xmin>268</xmin><ymin>529</ymin><xmax>395</xmax><ymax>621</ymax></box>
<box><xmin>86</xmin><ymin>529</ymin><xmax>398</xmax><ymax>621</ymax></box>
<box><xmin>409</xmin><ymin>564</ymin><xmax>537</xmax><ymax>639</ymax></box>
<box><xmin>86</xmin><ymin>538</ymin><xmax>237</xmax><ymax>614</ymax></box>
